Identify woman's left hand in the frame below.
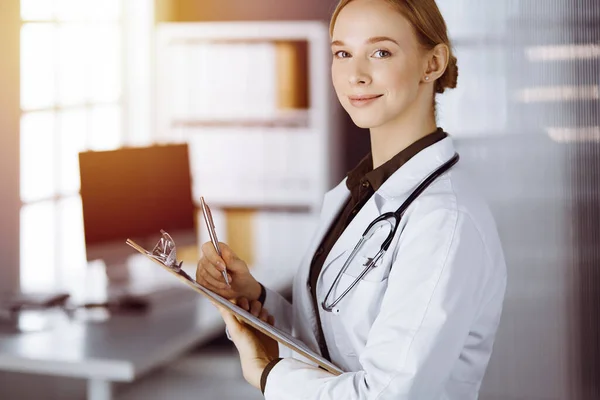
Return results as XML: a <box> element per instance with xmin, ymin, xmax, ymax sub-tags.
<box><xmin>216</xmin><ymin>297</ymin><xmax>279</xmax><ymax>390</ymax></box>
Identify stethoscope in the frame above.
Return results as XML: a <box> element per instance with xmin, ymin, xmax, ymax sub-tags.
<box><xmin>321</xmin><ymin>153</ymin><xmax>460</xmax><ymax>313</ymax></box>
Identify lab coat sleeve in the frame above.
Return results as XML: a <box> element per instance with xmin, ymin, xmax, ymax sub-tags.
<box><xmin>263</xmin><ymin>286</ymin><xmax>293</xmax><ymax>334</ymax></box>
<box><xmin>264</xmin><ymin>207</ymin><xmax>505</xmax><ymax>400</ymax></box>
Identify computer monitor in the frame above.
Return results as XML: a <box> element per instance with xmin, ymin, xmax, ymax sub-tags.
<box><xmin>79</xmin><ymin>143</ymin><xmax>197</xmax><ymax>285</ymax></box>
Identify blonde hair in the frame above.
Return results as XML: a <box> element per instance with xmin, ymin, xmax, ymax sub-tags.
<box><xmin>329</xmin><ymin>0</ymin><xmax>458</xmax><ymax>94</ymax></box>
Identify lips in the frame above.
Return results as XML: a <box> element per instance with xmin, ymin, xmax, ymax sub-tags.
<box><xmin>348</xmin><ymin>94</ymin><xmax>383</xmax><ymax>107</ymax></box>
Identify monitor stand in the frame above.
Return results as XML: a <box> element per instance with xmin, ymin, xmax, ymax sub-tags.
<box><xmin>100</xmin><ymin>258</ymin><xmax>195</xmax><ymax>313</ymax></box>
<box><xmin>105</xmin><ymin>259</ymin><xmax>132</xmax><ymax>286</ymax></box>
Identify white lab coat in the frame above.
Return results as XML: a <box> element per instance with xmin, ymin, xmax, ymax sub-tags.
<box><xmin>263</xmin><ymin>136</ymin><xmax>507</xmax><ymax>400</ymax></box>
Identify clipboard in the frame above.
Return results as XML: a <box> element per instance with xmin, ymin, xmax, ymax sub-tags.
<box><xmin>125</xmin><ymin>236</ymin><xmax>344</xmax><ymax>376</ymax></box>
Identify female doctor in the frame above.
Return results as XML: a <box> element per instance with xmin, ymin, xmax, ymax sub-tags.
<box><xmin>196</xmin><ymin>0</ymin><xmax>507</xmax><ymax>398</ymax></box>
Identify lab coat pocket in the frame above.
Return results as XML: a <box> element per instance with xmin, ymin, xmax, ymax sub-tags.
<box><xmin>328</xmin><ymin>271</ymin><xmax>389</xmax><ymax>358</ymax></box>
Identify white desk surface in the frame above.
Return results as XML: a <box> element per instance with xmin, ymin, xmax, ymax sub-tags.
<box><xmin>0</xmin><ymin>298</ymin><xmax>222</xmax><ymax>382</ymax></box>
<box><xmin>0</xmin><ymin>261</ymin><xmax>294</xmax><ymax>383</ymax></box>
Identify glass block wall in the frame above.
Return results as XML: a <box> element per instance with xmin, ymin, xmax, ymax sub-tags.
<box><xmin>437</xmin><ymin>1</ymin><xmax>600</xmax><ymax>399</ymax></box>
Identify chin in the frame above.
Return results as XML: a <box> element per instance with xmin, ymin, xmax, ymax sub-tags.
<box><xmin>347</xmin><ymin>113</ymin><xmax>387</xmax><ymax>129</ymax></box>
<box><xmin>343</xmin><ymin>103</ymin><xmax>394</xmax><ymax>129</ymax></box>
<box><xmin>351</xmin><ymin>120</ymin><xmax>377</xmax><ymax>129</ymax></box>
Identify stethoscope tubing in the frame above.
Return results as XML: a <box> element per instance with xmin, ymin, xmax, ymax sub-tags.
<box><xmin>321</xmin><ymin>153</ymin><xmax>460</xmax><ymax>312</ymax></box>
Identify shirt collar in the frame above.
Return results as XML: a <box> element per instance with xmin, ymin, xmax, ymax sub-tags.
<box><xmin>346</xmin><ymin>128</ymin><xmax>448</xmax><ymax>193</ymax></box>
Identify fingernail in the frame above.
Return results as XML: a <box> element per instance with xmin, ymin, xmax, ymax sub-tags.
<box><xmin>216</xmin><ymin>261</ymin><xmax>225</xmax><ymax>271</ymax></box>
<box><xmin>227</xmin><ymin>274</ymin><xmax>232</xmax><ymax>283</ymax></box>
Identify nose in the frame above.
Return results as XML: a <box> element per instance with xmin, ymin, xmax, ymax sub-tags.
<box><xmin>348</xmin><ymin>59</ymin><xmax>372</xmax><ymax>86</ymax></box>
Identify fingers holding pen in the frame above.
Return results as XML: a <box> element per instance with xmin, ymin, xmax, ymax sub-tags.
<box><xmin>197</xmin><ymin>242</ymin><xmax>232</xmax><ymax>290</ymax></box>
<box><xmin>196</xmin><ymin>258</ymin><xmax>232</xmax><ymax>293</ymax></box>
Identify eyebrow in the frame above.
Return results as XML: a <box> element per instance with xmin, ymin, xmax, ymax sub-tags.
<box><xmin>331</xmin><ymin>36</ymin><xmax>400</xmax><ymax>47</ymax></box>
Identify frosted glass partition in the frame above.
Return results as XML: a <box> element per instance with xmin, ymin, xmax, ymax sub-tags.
<box><xmin>436</xmin><ymin>1</ymin><xmax>600</xmax><ymax>399</ymax></box>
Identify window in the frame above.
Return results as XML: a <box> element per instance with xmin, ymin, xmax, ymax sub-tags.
<box><xmin>19</xmin><ymin>0</ymin><xmax>151</xmax><ymax>293</ymax></box>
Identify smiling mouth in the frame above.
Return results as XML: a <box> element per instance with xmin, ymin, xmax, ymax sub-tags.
<box><xmin>348</xmin><ymin>94</ymin><xmax>383</xmax><ymax>107</ymax></box>
<box><xmin>349</xmin><ymin>94</ymin><xmax>382</xmax><ymax>100</ymax></box>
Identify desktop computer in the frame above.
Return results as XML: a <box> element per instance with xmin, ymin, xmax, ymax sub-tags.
<box><xmin>78</xmin><ymin>143</ymin><xmax>199</xmax><ymax>309</ymax></box>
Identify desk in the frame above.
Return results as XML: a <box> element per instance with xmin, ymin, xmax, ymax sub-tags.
<box><xmin>0</xmin><ymin>261</ymin><xmax>295</xmax><ymax>400</ymax></box>
<box><xmin>0</xmin><ymin>297</ymin><xmax>224</xmax><ymax>400</ymax></box>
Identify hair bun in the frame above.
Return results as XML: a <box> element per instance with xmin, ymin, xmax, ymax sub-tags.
<box><xmin>436</xmin><ymin>55</ymin><xmax>458</xmax><ymax>94</ymax></box>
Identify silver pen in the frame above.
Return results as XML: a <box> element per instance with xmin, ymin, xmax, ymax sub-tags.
<box><xmin>200</xmin><ymin>197</ymin><xmax>230</xmax><ymax>286</ymax></box>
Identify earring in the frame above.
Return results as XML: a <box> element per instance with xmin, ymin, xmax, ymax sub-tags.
<box><xmin>424</xmin><ymin>76</ymin><xmax>430</xmax><ymax>81</ymax></box>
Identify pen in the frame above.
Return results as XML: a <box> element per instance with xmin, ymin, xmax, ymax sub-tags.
<box><xmin>200</xmin><ymin>197</ymin><xmax>230</xmax><ymax>286</ymax></box>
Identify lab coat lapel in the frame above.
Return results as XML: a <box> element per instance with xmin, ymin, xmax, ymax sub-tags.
<box><xmin>294</xmin><ymin>179</ymin><xmax>350</xmax><ymax>347</ymax></box>
<box><xmin>297</xmin><ymin>180</ymin><xmax>350</xmax><ymax>294</ymax></box>
<box><xmin>377</xmin><ymin>136</ymin><xmax>457</xmax><ymax>201</ymax></box>
<box><xmin>312</xmin><ymin>182</ymin><xmax>351</xmax><ymax>259</ymax></box>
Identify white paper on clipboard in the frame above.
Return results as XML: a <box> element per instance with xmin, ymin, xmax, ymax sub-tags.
<box><xmin>126</xmin><ymin>238</ymin><xmax>344</xmax><ymax>376</ymax></box>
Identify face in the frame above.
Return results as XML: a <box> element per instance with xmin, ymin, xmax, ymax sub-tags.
<box><xmin>331</xmin><ymin>0</ymin><xmax>427</xmax><ymax>129</ymax></box>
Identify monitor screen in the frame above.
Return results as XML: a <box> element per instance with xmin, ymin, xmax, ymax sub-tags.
<box><xmin>79</xmin><ymin>144</ymin><xmax>196</xmax><ymax>265</ymax></box>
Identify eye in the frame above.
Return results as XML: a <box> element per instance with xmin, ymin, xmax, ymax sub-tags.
<box><xmin>334</xmin><ymin>50</ymin><xmax>351</xmax><ymax>59</ymax></box>
<box><xmin>373</xmin><ymin>49</ymin><xmax>391</xmax><ymax>58</ymax></box>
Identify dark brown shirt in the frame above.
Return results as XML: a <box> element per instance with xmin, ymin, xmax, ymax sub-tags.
<box><xmin>309</xmin><ymin>128</ymin><xmax>447</xmax><ymax>360</ymax></box>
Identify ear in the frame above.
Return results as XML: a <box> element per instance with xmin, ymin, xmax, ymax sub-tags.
<box><xmin>422</xmin><ymin>44</ymin><xmax>449</xmax><ymax>83</ymax></box>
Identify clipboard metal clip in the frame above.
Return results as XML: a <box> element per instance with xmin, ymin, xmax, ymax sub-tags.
<box><xmin>149</xmin><ymin>230</ymin><xmax>183</xmax><ymax>272</ymax></box>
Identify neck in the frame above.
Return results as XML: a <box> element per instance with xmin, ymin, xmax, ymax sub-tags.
<box><xmin>369</xmin><ymin>97</ymin><xmax>437</xmax><ymax>169</ymax></box>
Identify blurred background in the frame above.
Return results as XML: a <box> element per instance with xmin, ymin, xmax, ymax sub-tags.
<box><xmin>0</xmin><ymin>0</ymin><xmax>598</xmax><ymax>399</ymax></box>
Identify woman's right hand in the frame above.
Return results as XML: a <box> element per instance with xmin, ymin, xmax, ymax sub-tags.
<box><xmin>196</xmin><ymin>241</ymin><xmax>262</xmax><ymax>302</ymax></box>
